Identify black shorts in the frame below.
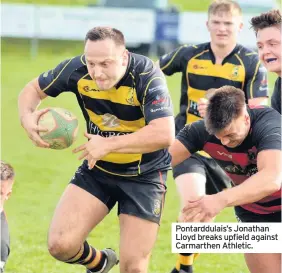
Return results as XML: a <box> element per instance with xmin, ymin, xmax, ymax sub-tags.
<box><xmin>70</xmin><ymin>161</ymin><xmax>167</xmax><ymax>224</ymax></box>
<box><xmin>1</xmin><ymin>211</ymin><xmax>10</xmax><ymax>270</ymax></box>
<box><xmin>235</xmin><ymin>206</ymin><xmax>281</xmax><ymax>223</ymax></box>
<box><xmin>173</xmin><ymin>153</ymin><xmax>231</xmax><ymax>194</ymax></box>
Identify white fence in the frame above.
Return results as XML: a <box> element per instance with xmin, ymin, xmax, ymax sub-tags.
<box><xmin>1</xmin><ymin>3</ymin><xmax>276</xmax><ymax>48</ymax></box>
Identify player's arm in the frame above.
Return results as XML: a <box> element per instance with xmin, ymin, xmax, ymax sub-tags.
<box><xmin>18</xmin><ymin>58</ymin><xmax>74</xmax><ymax>147</ymax></box>
<box><xmin>217</xmin><ymin>149</ymin><xmax>282</xmax><ymax>207</ymax></box>
<box><xmin>244</xmin><ymin>54</ymin><xmax>268</xmax><ymax>106</ymax></box>
<box><xmin>156</xmin><ymin>45</ymin><xmax>190</xmax><ymax>75</ymax></box>
<box><xmin>169</xmin><ymin>121</ymin><xmax>207</xmax><ymax>166</ymax></box>
<box><xmin>217</xmin><ymin>113</ymin><xmax>282</xmax><ymax>206</ymax></box>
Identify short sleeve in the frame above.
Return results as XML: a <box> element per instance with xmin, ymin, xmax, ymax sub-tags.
<box><xmin>141</xmin><ymin>69</ymin><xmax>174</xmax><ymax>123</ymax></box>
<box><xmin>252</xmin><ymin>109</ymin><xmax>281</xmax><ymax>153</ymax></box>
<box><xmin>38</xmin><ymin>58</ymin><xmax>74</xmax><ymax>97</ymax></box>
<box><xmin>176</xmin><ymin>120</ymin><xmax>208</xmax><ymax>154</ymax></box>
<box><xmin>159</xmin><ymin>45</ymin><xmax>192</xmax><ymax>76</ymax></box>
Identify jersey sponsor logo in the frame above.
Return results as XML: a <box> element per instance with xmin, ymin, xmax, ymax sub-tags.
<box><xmin>89</xmin><ymin>121</ymin><xmax>130</xmax><ymax>137</ymax></box>
<box><xmin>259</xmin><ymin>76</ymin><xmax>268</xmax><ymax>91</ymax></box>
<box><xmin>83</xmin><ymin>85</ymin><xmax>100</xmax><ymax>92</ymax></box>
<box><xmin>230</xmin><ymin>66</ymin><xmax>240</xmax><ymax>80</ymax></box>
<box><xmin>224</xmin><ymin>165</ymin><xmax>245</xmax><ymax>175</ymax></box>
<box><xmin>260</xmin><ymin>78</ymin><xmax>267</xmax><ymax>86</ymax></box>
<box><xmin>217</xmin><ymin>151</ymin><xmax>232</xmax><ymax>159</ymax></box>
<box><xmin>193</xmin><ymin>64</ymin><xmax>206</xmax><ymax>70</ymax></box>
<box><xmin>148</xmin><ymin>85</ymin><xmax>166</xmax><ymax>93</ymax></box>
<box><xmin>152</xmin><ymin>95</ymin><xmax>168</xmax><ymax>105</ymax></box>
<box><xmin>102</xmin><ymin>113</ymin><xmax>120</xmax><ymax>128</ymax></box>
<box><xmin>224</xmin><ymin>163</ymin><xmax>258</xmax><ymax>177</ymax></box>
<box><xmin>247</xmin><ymin>147</ymin><xmax>257</xmax><ymax>161</ymax></box>
<box><xmin>188</xmin><ymin>100</ymin><xmax>201</xmax><ymax>118</ymax></box>
<box><xmin>126</xmin><ymin>87</ymin><xmax>135</xmax><ymax>106</ymax></box>
<box><xmin>150</xmin><ymin>106</ymin><xmax>170</xmax><ymax>113</ymax></box>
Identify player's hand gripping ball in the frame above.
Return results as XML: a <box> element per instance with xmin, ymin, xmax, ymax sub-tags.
<box><xmin>38</xmin><ymin>108</ymin><xmax>79</xmax><ymax>149</ymax></box>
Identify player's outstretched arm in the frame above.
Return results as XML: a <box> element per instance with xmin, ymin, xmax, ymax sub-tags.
<box><xmin>181</xmin><ymin>150</ymin><xmax>282</xmax><ymax>222</ymax></box>
<box><xmin>18</xmin><ymin>77</ymin><xmax>50</xmax><ymax>148</ymax></box>
<box><xmin>169</xmin><ymin>139</ymin><xmax>192</xmax><ymax>167</ymax></box>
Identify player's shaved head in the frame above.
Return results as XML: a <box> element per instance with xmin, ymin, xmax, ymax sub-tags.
<box><xmin>85</xmin><ymin>27</ymin><xmax>125</xmax><ymax>47</ymax></box>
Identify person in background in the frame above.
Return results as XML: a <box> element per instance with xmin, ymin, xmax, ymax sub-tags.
<box><xmin>251</xmin><ymin>9</ymin><xmax>281</xmax><ymax>114</ymax></box>
<box><xmin>1</xmin><ymin>161</ymin><xmax>15</xmax><ymax>273</ymax></box>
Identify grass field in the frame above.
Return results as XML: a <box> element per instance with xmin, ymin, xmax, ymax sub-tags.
<box><xmin>1</xmin><ymin>38</ymin><xmax>278</xmax><ymax>273</ymax></box>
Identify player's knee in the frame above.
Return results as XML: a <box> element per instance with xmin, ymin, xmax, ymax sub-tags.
<box><xmin>120</xmin><ymin>259</ymin><xmax>146</xmax><ymax>273</ymax></box>
<box><xmin>47</xmin><ymin>234</ymin><xmax>73</xmax><ymax>260</ymax></box>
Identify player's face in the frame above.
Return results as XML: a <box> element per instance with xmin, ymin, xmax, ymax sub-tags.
<box><xmin>215</xmin><ymin>113</ymin><xmax>250</xmax><ymax>148</ymax></box>
<box><xmin>84</xmin><ymin>39</ymin><xmax>128</xmax><ymax>90</ymax></box>
<box><xmin>0</xmin><ymin>179</ymin><xmax>14</xmax><ymax>209</ymax></box>
<box><xmin>257</xmin><ymin>26</ymin><xmax>281</xmax><ymax>75</ymax></box>
<box><xmin>207</xmin><ymin>12</ymin><xmax>243</xmax><ymax>47</ymax></box>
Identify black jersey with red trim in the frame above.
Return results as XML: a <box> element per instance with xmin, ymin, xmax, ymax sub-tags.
<box><xmin>38</xmin><ymin>53</ymin><xmax>173</xmax><ymax>176</ymax></box>
<box><xmin>176</xmin><ymin>107</ymin><xmax>281</xmax><ymax>215</ymax></box>
<box><xmin>159</xmin><ymin>42</ymin><xmax>268</xmax><ymax>133</ymax></box>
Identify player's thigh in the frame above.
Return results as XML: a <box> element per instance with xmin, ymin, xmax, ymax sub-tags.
<box><xmin>173</xmin><ymin>155</ymin><xmax>207</xmax><ymax>207</ymax></box>
<box><xmin>244</xmin><ymin>253</ymin><xmax>281</xmax><ymax>273</ymax></box>
<box><xmin>48</xmin><ymin>163</ymin><xmax>117</xmax><ymax>247</ymax></box>
<box><xmin>117</xmin><ymin>171</ymin><xmax>167</xmax><ymax>271</ymax></box>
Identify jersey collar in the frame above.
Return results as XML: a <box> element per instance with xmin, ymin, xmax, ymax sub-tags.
<box><xmin>208</xmin><ymin>43</ymin><xmax>240</xmax><ymax>65</ymax></box>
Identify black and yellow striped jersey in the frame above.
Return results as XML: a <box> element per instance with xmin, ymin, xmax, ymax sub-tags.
<box><xmin>159</xmin><ymin>42</ymin><xmax>268</xmax><ymax>133</ymax></box>
<box><xmin>38</xmin><ymin>53</ymin><xmax>174</xmax><ymax>176</ymax></box>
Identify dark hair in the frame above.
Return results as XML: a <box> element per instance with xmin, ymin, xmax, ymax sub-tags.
<box><xmin>251</xmin><ymin>9</ymin><xmax>281</xmax><ymax>33</ymax></box>
<box><xmin>85</xmin><ymin>26</ymin><xmax>125</xmax><ymax>46</ymax></box>
<box><xmin>1</xmin><ymin>161</ymin><xmax>15</xmax><ymax>181</ymax></box>
<box><xmin>205</xmin><ymin>86</ymin><xmax>246</xmax><ymax>135</ymax></box>
<box><xmin>208</xmin><ymin>0</ymin><xmax>242</xmax><ymax>17</ymax></box>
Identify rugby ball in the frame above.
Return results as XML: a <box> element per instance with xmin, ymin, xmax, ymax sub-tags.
<box><xmin>38</xmin><ymin>108</ymin><xmax>79</xmax><ymax>150</ymax></box>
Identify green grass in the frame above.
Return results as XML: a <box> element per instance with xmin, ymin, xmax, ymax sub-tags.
<box><xmin>1</xmin><ymin>38</ymin><xmax>278</xmax><ymax>273</ymax></box>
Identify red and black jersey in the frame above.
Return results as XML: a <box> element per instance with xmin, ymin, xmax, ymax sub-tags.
<box><xmin>176</xmin><ymin>107</ymin><xmax>281</xmax><ymax>214</ymax></box>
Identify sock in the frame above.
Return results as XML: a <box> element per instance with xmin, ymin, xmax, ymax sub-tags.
<box><xmin>65</xmin><ymin>241</ymin><xmax>107</xmax><ymax>272</ymax></box>
<box><xmin>172</xmin><ymin>253</ymin><xmax>198</xmax><ymax>273</ymax></box>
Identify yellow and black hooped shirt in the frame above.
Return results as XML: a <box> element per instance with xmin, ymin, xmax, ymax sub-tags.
<box><xmin>159</xmin><ymin>42</ymin><xmax>268</xmax><ymax>134</ymax></box>
<box><xmin>38</xmin><ymin>53</ymin><xmax>174</xmax><ymax>176</ymax></box>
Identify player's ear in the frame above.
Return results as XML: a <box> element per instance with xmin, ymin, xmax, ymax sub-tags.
<box><xmin>238</xmin><ymin>22</ymin><xmax>243</xmax><ymax>32</ymax></box>
<box><xmin>122</xmin><ymin>49</ymin><xmax>129</xmax><ymax>66</ymax></box>
<box><xmin>206</xmin><ymin>20</ymin><xmax>210</xmax><ymax>31</ymax></box>
<box><xmin>244</xmin><ymin>113</ymin><xmax>250</xmax><ymax>125</ymax></box>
